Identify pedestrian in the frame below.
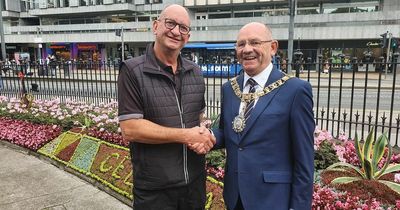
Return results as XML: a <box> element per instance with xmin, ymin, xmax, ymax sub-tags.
<box><xmin>0</xmin><ymin>61</ymin><xmax>4</xmax><ymax>90</ymax></box>
<box><xmin>117</xmin><ymin>4</ymin><xmax>215</xmax><ymax>210</ymax></box>
<box><xmin>323</xmin><ymin>60</ymin><xmax>329</xmax><ymax>74</ymax></box>
<box><xmin>281</xmin><ymin>58</ymin><xmax>287</xmax><ymax>72</ymax></box>
<box><xmin>49</xmin><ymin>54</ymin><xmax>57</xmax><ymax>76</ymax></box>
<box><xmin>196</xmin><ymin>22</ymin><xmax>315</xmax><ymax>210</ymax></box>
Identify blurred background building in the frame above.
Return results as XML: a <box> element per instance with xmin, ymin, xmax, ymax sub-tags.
<box><xmin>0</xmin><ymin>0</ymin><xmax>399</xmax><ymax>64</ymax></box>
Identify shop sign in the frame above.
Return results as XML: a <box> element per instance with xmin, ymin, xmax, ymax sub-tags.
<box><xmin>78</xmin><ymin>44</ymin><xmax>97</xmax><ymax>50</ymax></box>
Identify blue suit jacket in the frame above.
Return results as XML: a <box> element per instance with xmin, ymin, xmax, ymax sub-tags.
<box><xmin>213</xmin><ymin>67</ymin><xmax>315</xmax><ymax>210</ymax></box>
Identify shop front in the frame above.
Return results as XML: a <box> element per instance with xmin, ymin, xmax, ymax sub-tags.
<box><xmin>47</xmin><ymin>43</ymin><xmax>71</xmax><ymax>62</ymax></box>
<box><xmin>76</xmin><ymin>43</ymin><xmax>101</xmax><ymax>62</ymax></box>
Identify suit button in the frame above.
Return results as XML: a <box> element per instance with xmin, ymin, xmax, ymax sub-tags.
<box><xmin>239</xmin><ymin>147</ymin><xmax>243</xmax><ymax>151</ymax></box>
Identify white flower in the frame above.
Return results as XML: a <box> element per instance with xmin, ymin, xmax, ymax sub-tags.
<box><xmin>395</xmin><ymin>173</ymin><xmax>400</xmax><ymax>183</ymax></box>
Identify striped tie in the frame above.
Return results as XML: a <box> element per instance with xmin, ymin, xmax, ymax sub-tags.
<box><xmin>244</xmin><ymin>78</ymin><xmax>257</xmax><ymax>120</ymax></box>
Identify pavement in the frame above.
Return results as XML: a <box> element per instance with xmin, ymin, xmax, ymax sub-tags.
<box><xmin>0</xmin><ymin>141</ymin><xmax>132</xmax><ymax>210</ymax></box>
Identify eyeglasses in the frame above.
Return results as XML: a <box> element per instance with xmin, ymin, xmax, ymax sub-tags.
<box><xmin>160</xmin><ymin>18</ymin><xmax>191</xmax><ymax>35</ymax></box>
<box><xmin>235</xmin><ymin>39</ymin><xmax>273</xmax><ymax>49</ymax></box>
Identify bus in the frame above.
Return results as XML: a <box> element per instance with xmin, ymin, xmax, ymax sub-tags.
<box><xmin>182</xmin><ymin>43</ymin><xmax>241</xmax><ymax>77</ymax></box>
<box><xmin>182</xmin><ymin>43</ymin><xmax>280</xmax><ymax>77</ymax></box>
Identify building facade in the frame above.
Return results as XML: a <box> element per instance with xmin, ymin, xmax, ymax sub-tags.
<box><xmin>0</xmin><ymin>0</ymin><xmax>399</xmax><ymax>64</ymax></box>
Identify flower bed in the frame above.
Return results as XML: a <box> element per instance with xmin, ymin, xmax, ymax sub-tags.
<box><xmin>38</xmin><ymin>130</ymin><xmax>225</xmax><ymax>209</ymax></box>
<box><xmin>2</xmin><ymin>96</ymin><xmax>400</xmax><ymax>209</ymax></box>
<box><xmin>38</xmin><ymin>131</ymin><xmax>134</xmax><ymax>199</ymax></box>
<box><xmin>0</xmin><ymin>96</ymin><xmax>122</xmax><ymax>146</ymax></box>
<box><xmin>313</xmin><ymin>128</ymin><xmax>400</xmax><ymax>209</ymax></box>
<box><xmin>0</xmin><ymin>117</ymin><xmax>61</xmax><ymax>151</ymax></box>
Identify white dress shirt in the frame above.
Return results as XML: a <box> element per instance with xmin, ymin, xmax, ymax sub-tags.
<box><xmin>238</xmin><ymin>63</ymin><xmax>273</xmax><ymax>114</ymax></box>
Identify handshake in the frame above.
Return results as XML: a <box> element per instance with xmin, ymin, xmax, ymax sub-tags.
<box><xmin>184</xmin><ymin>126</ymin><xmax>216</xmax><ymax>155</ymax></box>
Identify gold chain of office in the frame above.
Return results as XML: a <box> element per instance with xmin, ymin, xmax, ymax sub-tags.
<box><xmin>230</xmin><ymin>74</ymin><xmax>292</xmax><ymax>103</ymax></box>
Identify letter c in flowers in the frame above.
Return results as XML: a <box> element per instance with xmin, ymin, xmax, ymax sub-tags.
<box><xmin>100</xmin><ymin>153</ymin><xmax>120</xmax><ymax>173</ymax></box>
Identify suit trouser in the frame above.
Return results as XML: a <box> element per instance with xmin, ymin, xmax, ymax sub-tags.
<box><xmin>231</xmin><ymin>195</ymin><xmax>244</xmax><ymax>210</ymax></box>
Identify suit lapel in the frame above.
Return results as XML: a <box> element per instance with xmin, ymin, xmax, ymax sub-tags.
<box><xmin>240</xmin><ymin>68</ymin><xmax>284</xmax><ymax>139</ymax></box>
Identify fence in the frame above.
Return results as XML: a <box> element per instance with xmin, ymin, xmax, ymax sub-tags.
<box><xmin>0</xmin><ymin>54</ymin><xmax>399</xmax><ymax>146</ymax></box>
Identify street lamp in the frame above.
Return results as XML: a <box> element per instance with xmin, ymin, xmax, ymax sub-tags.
<box><xmin>115</xmin><ymin>26</ymin><xmax>124</xmax><ymax>61</ymax></box>
<box><xmin>0</xmin><ymin>0</ymin><xmax>6</xmax><ymax>61</ymax></box>
<box><xmin>35</xmin><ymin>27</ymin><xmax>42</xmax><ymax>63</ymax></box>
<box><xmin>287</xmin><ymin>0</ymin><xmax>297</xmax><ymax>74</ymax></box>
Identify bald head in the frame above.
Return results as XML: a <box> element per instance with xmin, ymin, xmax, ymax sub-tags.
<box><xmin>238</xmin><ymin>22</ymin><xmax>273</xmax><ymax>40</ymax></box>
<box><xmin>235</xmin><ymin>22</ymin><xmax>278</xmax><ymax>76</ymax></box>
<box><xmin>152</xmin><ymin>4</ymin><xmax>191</xmax><ymax>62</ymax></box>
<box><xmin>159</xmin><ymin>4</ymin><xmax>190</xmax><ymax>24</ymax></box>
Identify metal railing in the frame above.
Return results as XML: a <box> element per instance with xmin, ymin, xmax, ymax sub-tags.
<box><xmin>0</xmin><ymin>54</ymin><xmax>399</xmax><ymax>146</ymax></box>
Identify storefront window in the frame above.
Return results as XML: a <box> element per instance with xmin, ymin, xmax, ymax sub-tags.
<box><xmin>49</xmin><ymin>44</ymin><xmax>71</xmax><ymax>61</ymax></box>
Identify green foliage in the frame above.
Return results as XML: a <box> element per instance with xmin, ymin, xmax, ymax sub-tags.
<box><xmin>210</xmin><ymin>114</ymin><xmax>220</xmax><ymax>129</ymax></box>
<box><xmin>326</xmin><ymin>128</ymin><xmax>400</xmax><ymax>194</ymax></box>
<box><xmin>314</xmin><ymin>140</ymin><xmax>340</xmax><ymax>170</ymax></box>
<box><xmin>206</xmin><ymin>149</ymin><xmax>226</xmax><ymax>168</ymax></box>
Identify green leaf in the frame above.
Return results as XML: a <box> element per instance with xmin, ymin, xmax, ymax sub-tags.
<box><xmin>379</xmin><ymin>180</ymin><xmax>400</xmax><ymax>194</ymax></box>
<box><xmin>327</xmin><ymin>162</ymin><xmax>366</xmax><ymax>179</ymax></box>
<box><xmin>377</xmin><ymin>164</ymin><xmax>400</xmax><ymax>178</ymax></box>
<box><xmin>375</xmin><ymin>133</ymin><xmax>392</xmax><ymax>179</ymax></box>
<box><xmin>331</xmin><ymin>176</ymin><xmax>362</xmax><ymax>184</ymax></box>
<box><xmin>326</xmin><ymin>168</ymin><xmax>348</xmax><ymax>172</ymax></box>
<box><xmin>354</xmin><ymin>133</ymin><xmax>365</xmax><ymax>171</ymax></box>
<box><xmin>363</xmin><ymin>128</ymin><xmax>375</xmax><ymax>163</ymax></box>
<box><xmin>371</xmin><ymin>132</ymin><xmax>387</xmax><ymax>172</ymax></box>
<box><xmin>364</xmin><ymin>159</ymin><xmax>373</xmax><ymax>179</ymax></box>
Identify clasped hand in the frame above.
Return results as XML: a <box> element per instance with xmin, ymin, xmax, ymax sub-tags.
<box><xmin>186</xmin><ymin>126</ymin><xmax>216</xmax><ymax>155</ymax></box>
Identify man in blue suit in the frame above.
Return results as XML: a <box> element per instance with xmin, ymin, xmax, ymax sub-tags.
<box><xmin>212</xmin><ymin>22</ymin><xmax>315</xmax><ymax>210</ymax></box>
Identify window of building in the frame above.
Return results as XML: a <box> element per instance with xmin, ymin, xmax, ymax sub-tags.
<box><xmin>10</xmin><ymin>20</ymin><xmax>19</xmax><ymax>27</ymax></box>
<box><xmin>21</xmin><ymin>0</ymin><xmax>28</xmax><ymax>11</ymax></box>
<box><xmin>47</xmin><ymin>0</ymin><xmax>55</xmax><ymax>8</ymax></box>
<box><xmin>71</xmin><ymin>19</ymin><xmax>85</xmax><ymax>24</ymax></box>
<box><xmin>323</xmin><ymin>1</ymin><xmax>379</xmax><ymax>14</ymax></box>
<box><xmin>59</xmin><ymin>19</ymin><xmax>70</xmax><ymax>24</ymax></box>
<box><xmin>138</xmin><ymin>16</ymin><xmax>150</xmax><ymax>21</ymax></box>
<box><xmin>208</xmin><ymin>13</ymin><xmax>231</xmax><ymax>19</ymax></box>
<box><xmin>63</xmin><ymin>0</ymin><xmax>69</xmax><ymax>7</ymax></box>
<box><xmin>234</xmin><ymin>12</ymin><xmax>253</xmax><ymax>18</ymax></box>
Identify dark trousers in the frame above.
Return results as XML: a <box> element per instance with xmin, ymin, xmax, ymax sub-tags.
<box><xmin>133</xmin><ymin>174</ymin><xmax>206</xmax><ymax>210</ymax></box>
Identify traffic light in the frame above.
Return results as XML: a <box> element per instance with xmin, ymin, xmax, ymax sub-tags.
<box><xmin>391</xmin><ymin>38</ymin><xmax>398</xmax><ymax>49</ymax></box>
<box><xmin>115</xmin><ymin>29</ymin><xmax>121</xmax><ymax>37</ymax></box>
<box><xmin>380</xmin><ymin>32</ymin><xmax>387</xmax><ymax>48</ymax></box>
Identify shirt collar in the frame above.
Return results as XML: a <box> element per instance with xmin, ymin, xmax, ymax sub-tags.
<box><xmin>243</xmin><ymin>63</ymin><xmax>273</xmax><ymax>88</ymax></box>
<box><xmin>146</xmin><ymin>42</ymin><xmax>183</xmax><ymax>75</ymax></box>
